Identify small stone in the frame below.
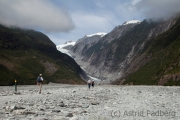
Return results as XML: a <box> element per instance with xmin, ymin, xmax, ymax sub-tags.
<box><xmin>80</xmin><ymin>111</ymin><xmax>87</xmax><ymax>114</ymax></box>
<box><xmin>82</xmin><ymin>104</ymin><xmax>89</xmax><ymax>108</ymax></box>
<box><xmin>66</xmin><ymin>113</ymin><xmax>73</xmax><ymax>117</ymax></box>
<box><xmin>70</xmin><ymin>116</ymin><xmax>79</xmax><ymax>120</ymax></box>
<box><xmin>38</xmin><ymin>106</ymin><xmax>45</xmax><ymax>111</ymax></box>
<box><xmin>36</xmin><ymin>111</ymin><xmax>45</xmax><ymax>115</ymax></box>
<box><xmin>5</xmin><ymin>106</ymin><xmax>10</xmax><ymax>111</ymax></box>
<box><xmin>52</xmin><ymin>110</ymin><xmax>61</xmax><ymax>113</ymax></box>
<box><xmin>91</xmin><ymin>101</ymin><xmax>99</xmax><ymax>105</ymax></box>
<box><xmin>53</xmin><ymin>116</ymin><xmax>69</xmax><ymax>120</ymax></box>
<box><xmin>47</xmin><ymin>105</ymin><xmax>55</xmax><ymax>109</ymax></box>
<box><xmin>59</xmin><ymin>101</ymin><xmax>65</xmax><ymax>107</ymax></box>
<box><xmin>25</xmin><ymin>111</ymin><xmax>36</xmax><ymax>114</ymax></box>
<box><xmin>13</xmin><ymin>109</ymin><xmax>26</xmax><ymax>115</ymax></box>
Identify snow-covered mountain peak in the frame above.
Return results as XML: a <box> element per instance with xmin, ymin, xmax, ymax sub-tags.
<box><xmin>122</xmin><ymin>20</ymin><xmax>141</xmax><ymax>25</ymax></box>
<box><xmin>56</xmin><ymin>41</ymin><xmax>76</xmax><ymax>57</ymax></box>
<box><xmin>85</xmin><ymin>32</ymin><xmax>107</xmax><ymax>38</ymax></box>
<box><xmin>64</xmin><ymin>41</ymin><xmax>76</xmax><ymax>46</ymax></box>
<box><xmin>56</xmin><ymin>41</ymin><xmax>75</xmax><ymax>49</ymax></box>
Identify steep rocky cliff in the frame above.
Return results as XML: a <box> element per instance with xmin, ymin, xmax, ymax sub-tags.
<box><xmin>61</xmin><ymin>21</ymin><xmax>141</xmax><ymax>81</ymax></box>
<box><xmin>115</xmin><ymin>16</ymin><xmax>180</xmax><ymax>85</ymax></box>
<box><xmin>58</xmin><ymin>16</ymin><xmax>180</xmax><ymax>85</ymax></box>
<box><xmin>87</xmin><ymin>18</ymin><xmax>177</xmax><ymax>83</ymax></box>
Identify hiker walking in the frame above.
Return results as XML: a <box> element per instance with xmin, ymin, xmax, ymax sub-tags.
<box><xmin>87</xmin><ymin>79</ymin><xmax>92</xmax><ymax>89</ymax></box>
<box><xmin>37</xmin><ymin>74</ymin><xmax>43</xmax><ymax>94</ymax></box>
<box><xmin>91</xmin><ymin>80</ymin><xmax>94</xmax><ymax>87</ymax></box>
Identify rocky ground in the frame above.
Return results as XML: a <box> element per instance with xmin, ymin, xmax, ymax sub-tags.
<box><xmin>0</xmin><ymin>83</ymin><xmax>180</xmax><ymax>120</ymax></box>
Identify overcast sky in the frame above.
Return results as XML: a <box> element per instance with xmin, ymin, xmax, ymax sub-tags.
<box><xmin>0</xmin><ymin>0</ymin><xmax>180</xmax><ymax>45</ymax></box>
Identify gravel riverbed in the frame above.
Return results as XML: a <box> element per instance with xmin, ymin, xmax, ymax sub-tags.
<box><xmin>0</xmin><ymin>83</ymin><xmax>180</xmax><ymax>120</ymax></box>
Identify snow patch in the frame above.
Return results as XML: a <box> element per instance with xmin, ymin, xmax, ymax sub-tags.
<box><xmin>85</xmin><ymin>32</ymin><xmax>107</xmax><ymax>38</ymax></box>
<box><xmin>123</xmin><ymin>20</ymin><xmax>141</xmax><ymax>25</ymax></box>
<box><xmin>58</xmin><ymin>41</ymin><xmax>76</xmax><ymax>48</ymax></box>
<box><xmin>56</xmin><ymin>41</ymin><xmax>76</xmax><ymax>57</ymax></box>
<box><xmin>88</xmin><ymin>75</ymin><xmax>101</xmax><ymax>81</ymax></box>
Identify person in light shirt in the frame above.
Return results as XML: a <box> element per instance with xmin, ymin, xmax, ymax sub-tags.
<box><xmin>87</xmin><ymin>79</ymin><xmax>92</xmax><ymax>89</ymax></box>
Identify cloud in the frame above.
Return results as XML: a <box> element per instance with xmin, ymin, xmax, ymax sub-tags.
<box><xmin>47</xmin><ymin>12</ymin><xmax>115</xmax><ymax>45</ymax></box>
<box><xmin>0</xmin><ymin>0</ymin><xmax>74</xmax><ymax>32</ymax></box>
<box><xmin>72</xmin><ymin>12</ymin><xmax>113</xmax><ymax>33</ymax></box>
<box><xmin>136</xmin><ymin>0</ymin><xmax>180</xmax><ymax>20</ymax></box>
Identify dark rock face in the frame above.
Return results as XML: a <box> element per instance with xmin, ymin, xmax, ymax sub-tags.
<box><xmin>67</xmin><ymin>24</ymin><xmax>139</xmax><ymax>82</ymax></box>
<box><xmin>60</xmin><ymin>17</ymin><xmax>179</xmax><ymax>84</ymax></box>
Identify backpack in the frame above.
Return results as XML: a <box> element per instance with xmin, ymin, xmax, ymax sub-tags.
<box><xmin>37</xmin><ymin>76</ymin><xmax>42</xmax><ymax>82</ymax></box>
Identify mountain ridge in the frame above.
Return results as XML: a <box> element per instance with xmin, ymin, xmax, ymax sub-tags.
<box><xmin>57</xmin><ymin>17</ymin><xmax>180</xmax><ymax>85</ymax></box>
<box><xmin>57</xmin><ymin>20</ymin><xmax>143</xmax><ymax>82</ymax></box>
<box><xmin>0</xmin><ymin>25</ymin><xmax>87</xmax><ymax>85</ymax></box>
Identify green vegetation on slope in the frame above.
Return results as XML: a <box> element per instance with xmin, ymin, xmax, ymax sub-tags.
<box><xmin>0</xmin><ymin>25</ymin><xmax>86</xmax><ymax>85</ymax></box>
<box><xmin>123</xmin><ymin>17</ymin><xmax>180</xmax><ymax>85</ymax></box>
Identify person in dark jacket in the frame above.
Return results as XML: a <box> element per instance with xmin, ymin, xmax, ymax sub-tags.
<box><xmin>91</xmin><ymin>80</ymin><xmax>94</xmax><ymax>87</ymax></box>
<box><xmin>37</xmin><ymin>74</ymin><xmax>43</xmax><ymax>94</ymax></box>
